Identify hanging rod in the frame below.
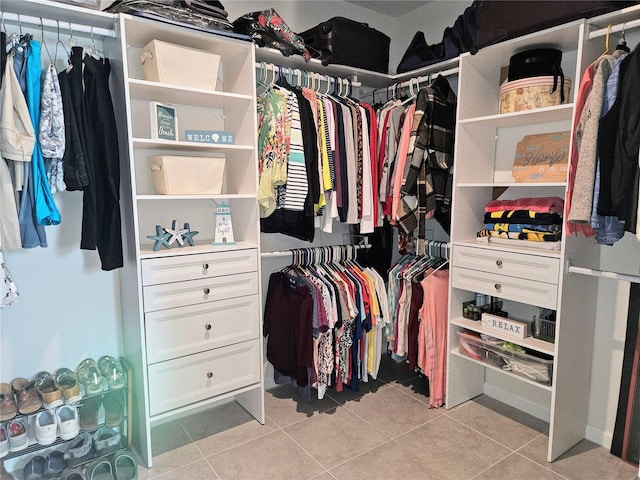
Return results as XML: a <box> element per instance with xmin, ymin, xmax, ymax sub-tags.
<box><xmin>589</xmin><ymin>18</ymin><xmax>640</xmax><ymax>40</ymax></box>
<box><xmin>2</xmin><ymin>12</ymin><xmax>117</xmax><ymax>38</ymax></box>
<box><xmin>364</xmin><ymin>66</ymin><xmax>459</xmax><ymax>100</ymax></box>
<box><xmin>255</xmin><ymin>62</ymin><xmax>362</xmax><ymax>88</ymax></box>
<box><xmin>566</xmin><ymin>261</ymin><xmax>640</xmax><ymax>283</ymax></box>
<box><xmin>261</xmin><ymin>243</ymin><xmax>370</xmax><ymax>259</ymax></box>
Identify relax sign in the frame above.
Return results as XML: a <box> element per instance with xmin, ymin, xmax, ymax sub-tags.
<box><xmin>481</xmin><ymin>313</ymin><xmax>528</xmax><ymax>339</ymax></box>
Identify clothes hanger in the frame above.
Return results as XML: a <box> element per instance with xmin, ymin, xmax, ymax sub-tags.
<box><xmin>40</xmin><ymin>18</ymin><xmax>55</xmax><ymax>66</ymax></box>
<box><xmin>615</xmin><ymin>23</ymin><xmax>630</xmax><ymax>53</ymax></box>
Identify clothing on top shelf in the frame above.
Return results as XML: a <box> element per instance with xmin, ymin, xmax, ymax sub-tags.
<box><xmin>263</xmin><ymin>247</ymin><xmax>389</xmax><ymax>400</ymax></box>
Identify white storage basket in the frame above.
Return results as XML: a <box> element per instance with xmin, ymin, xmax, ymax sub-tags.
<box><xmin>149</xmin><ymin>155</ymin><xmax>225</xmax><ymax>195</ymax></box>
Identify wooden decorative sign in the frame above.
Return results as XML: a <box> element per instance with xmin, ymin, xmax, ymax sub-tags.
<box><xmin>512</xmin><ymin>131</ymin><xmax>570</xmax><ymax>182</ymax></box>
<box><xmin>481</xmin><ymin>312</ymin><xmax>529</xmax><ymax>339</ymax></box>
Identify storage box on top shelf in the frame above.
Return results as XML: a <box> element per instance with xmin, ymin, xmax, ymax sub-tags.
<box><xmin>140</xmin><ymin>40</ymin><xmax>221</xmax><ymax>90</ymax></box>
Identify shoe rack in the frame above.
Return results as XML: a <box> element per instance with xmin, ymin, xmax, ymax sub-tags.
<box><xmin>1</xmin><ymin>357</ymin><xmax>132</xmax><ymax>477</ymax></box>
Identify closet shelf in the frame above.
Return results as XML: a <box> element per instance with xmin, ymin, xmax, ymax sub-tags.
<box><xmin>451</xmin><ymin>317</ymin><xmax>556</xmax><ymax>356</ymax></box>
<box><xmin>458</xmin><ymin>104</ymin><xmax>574</xmax><ymax>128</ymax></box>
<box><xmin>138</xmin><ymin>241</ymin><xmax>258</xmax><ymax>259</ymax></box>
<box><xmin>128</xmin><ymin>79</ymin><xmax>253</xmax><ymax>107</ymax></box>
<box><xmin>136</xmin><ymin>194</ymin><xmax>256</xmax><ymax>201</ymax></box>
<box><xmin>132</xmin><ymin>138</ymin><xmax>253</xmax><ymax>151</ymax></box>
<box><xmin>452</xmin><ymin>240</ymin><xmax>563</xmax><ymax>259</ymax></box>
<box><xmin>451</xmin><ymin>348</ymin><xmax>553</xmax><ymax>392</ymax></box>
<box><xmin>456</xmin><ymin>181</ymin><xmax>566</xmax><ymax>188</ymax></box>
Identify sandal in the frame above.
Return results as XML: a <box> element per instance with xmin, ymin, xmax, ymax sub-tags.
<box><xmin>33</xmin><ymin>371</ymin><xmax>64</xmax><ymax>409</ymax></box>
<box><xmin>111</xmin><ymin>450</ymin><xmax>138</xmax><ymax>480</ymax></box>
<box><xmin>85</xmin><ymin>458</ymin><xmax>113</xmax><ymax>480</ymax></box>
<box><xmin>12</xmin><ymin>377</ymin><xmax>42</xmax><ymax>414</ymax></box>
<box><xmin>103</xmin><ymin>390</ymin><xmax>124</xmax><ymax>428</ymax></box>
<box><xmin>55</xmin><ymin>368</ymin><xmax>83</xmax><ymax>404</ymax></box>
<box><xmin>75</xmin><ymin>359</ymin><xmax>105</xmax><ymax>396</ymax></box>
<box><xmin>78</xmin><ymin>396</ymin><xmax>101</xmax><ymax>432</ymax></box>
<box><xmin>0</xmin><ymin>382</ymin><xmax>17</xmax><ymax>421</ymax></box>
<box><xmin>98</xmin><ymin>356</ymin><xmax>126</xmax><ymax>391</ymax></box>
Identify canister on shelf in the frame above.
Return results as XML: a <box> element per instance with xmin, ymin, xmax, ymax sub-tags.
<box><xmin>475</xmin><ymin>293</ymin><xmax>487</xmax><ymax>307</ymax></box>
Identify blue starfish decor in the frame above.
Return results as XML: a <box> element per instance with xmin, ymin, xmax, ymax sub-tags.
<box><xmin>146</xmin><ymin>221</ymin><xmax>199</xmax><ymax>251</ymax></box>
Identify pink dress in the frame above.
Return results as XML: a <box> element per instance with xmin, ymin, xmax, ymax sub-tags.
<box><xmin>418</xmin><ymin>268</ymin><xmax>449</xmax><ymax>408</ymax></box>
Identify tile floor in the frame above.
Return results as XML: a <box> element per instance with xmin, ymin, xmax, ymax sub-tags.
<box><xmin>138</xmin><ymin>358</ymin><xmax>638</xmax><ymax>480</ymax></box>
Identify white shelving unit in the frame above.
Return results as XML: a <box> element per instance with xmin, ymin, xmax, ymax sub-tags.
<box><xmin>445</xmin><ymin>18</ymin><xmax>611</xmax><ymax>462</ymax></box>
<box><xmin>113</xmin><ymin>14</ymin><xmax>264</xmax><ymax>467</ymax></box>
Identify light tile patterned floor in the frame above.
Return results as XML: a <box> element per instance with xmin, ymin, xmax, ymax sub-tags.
<box><xmin>134</xmin><ymin>358</ymin><xmax>638</xmax><ymax>480</ymax></box>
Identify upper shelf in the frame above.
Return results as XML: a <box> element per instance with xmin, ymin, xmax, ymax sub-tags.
<box><xmin>255</xmin><ymin>46</ymin><xmax>460</xmax><ymax>89</ymax></box>
<box><xmin>128</xmin><ymin>79</ymin><xmax>252</xmax><ymax>107</ymax></box>
<box><xmin>459</xmin><ymin>104</ymin><xmax>574</xmax><ymax>128</ymax></box>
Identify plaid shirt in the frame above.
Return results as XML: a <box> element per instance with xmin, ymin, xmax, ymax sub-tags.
<box><xmin>397</xmin><ymin>76</ymin><xmax>456</xmax><ymax>249</ymax></box>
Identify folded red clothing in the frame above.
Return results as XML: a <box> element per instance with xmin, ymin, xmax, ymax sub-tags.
<box><xmin>485</xmin><ymin>196</ymin><xmax>564</xmax><ymax>214</ymax></box>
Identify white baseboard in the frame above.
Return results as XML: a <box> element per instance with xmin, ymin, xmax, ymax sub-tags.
<box><xmin>484</xmin><ymin>384</ymin><xmax>615</xmax><ymax>450</ymax></box>
<box><xmin>484</xmin><ymin>383</ymin><xmax>551</xmax><ymax>423</ymax></box>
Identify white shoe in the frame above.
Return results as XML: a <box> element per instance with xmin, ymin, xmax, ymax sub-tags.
<box><xmin>35</xmin><ymin>409</ymin><xmax>58</xmax><ymax>445</ymax></box>
<box><xmin>7</xmin><ymin>418</ymin><xmax>28</xmax><ymax>452</ymax></box>
<box><xmin>56</xmin><ymin>404</ymin><xmax>79</xmax><ymax>441</ymax></box>
<box><xmin>0</xmin><ymin>423</ymin><xmax>9</xmax><ymax>458</ymax></box>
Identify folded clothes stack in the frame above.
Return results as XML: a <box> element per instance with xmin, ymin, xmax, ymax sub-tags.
<box><xmin>477</xmin><ymin>196</ymin><xmax>564</xmax><ymax>246</ymax></box>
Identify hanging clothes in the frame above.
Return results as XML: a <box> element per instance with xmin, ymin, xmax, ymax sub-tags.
<box><xmin>0</xmin><ymin>234</ymin><xmax>19</xmax><ymax>308</ymax></box>
<box><xmin>40</xmin><ymin>64</ymin><xmax>66</xmax><ymax>194</ymax></box>
<box><xmin>26</xmin><ymin>39</ymin><xmax>61</xmax><ymax>227</ymax></box>
<box><xmin>0</xmin><ymin>54</ymin><xmax>34</xmax><ymax>250</ymax></box>
<box><xmin>14</xmin><ymin>36</ymin><xmax>47</xmax><ymax>248</ymax></box>
<box><xmin>82</xmin><ymin>53</ymin><xmax>123</xmax><ymax>271</ymax></box>
<box><xmin>263</xmin><ymin>248</ymin><xmax>387</xmax><ymax>399</ymax></box>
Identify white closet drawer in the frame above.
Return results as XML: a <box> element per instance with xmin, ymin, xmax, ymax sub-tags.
<box><xmin>145</xmin><ymin>295</ymin><xmax>260</xmax><ymax>364</ymax></box>
<box><xmin>452</xmin><ymin>267</ymin><xmax>557</xmax><ymax>310</ymax></box>
<box><xmin>141</xmin><ymin>249</ymin><xmax>258</xmax><ymax>286</ymax></box>
<box><xmin>148</xmin><ymin>339</ymin><xmax>261</xmax><ymax>416</ymax></box>
<box><xmin>453</xmin><ymin>245</ymin><xmax>560</xmax><ymax>284</ymax></box>
<box><xmin>143</xmin><ymin>272</ymin><xmax>258</xmax><ymax>312</ymax></box>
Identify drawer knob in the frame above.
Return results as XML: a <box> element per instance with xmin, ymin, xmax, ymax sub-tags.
<box><xmin>203</xmin><ymin>263</ymin><xmax>209</xmax><ymax>270</ymax></box>
<box><xmin>205</xmin><ymin>323</ymin><xmax>212</xmax><ymax>331</ymax></box>
<box><xmin>207</xmin><ymin>371</ymin><xmax>213</xmax><ymax>379</ymax></box>
<box><xmin>496</xmin><ymin>260</ymin><xmax>503</xmax><ymax>267</ymax></box>
<box><xmin>494</xmin><ymin>283</ymin><xmax>502</xmax><ymax>290</ymax></box>
<box><xmin>203</xmin><ymin>288</ymin><xmax>210</xmax><ymax>295</ymax></box>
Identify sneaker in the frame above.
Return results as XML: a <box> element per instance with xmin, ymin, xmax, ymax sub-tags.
<box><xmin>0</xmin><ymin>383</ymin><xmax>17</xmax><ymax>421</ymax></box>
<box><xmin>35</xmin><ymin>409</ymin><xmax>58</xmax><ymax>445</ymax></box>
<box><xmin>55</xmin><ymin>368</ymin><xmax>83</xmax><ymax>404</ymax></box>
<box><xmin>22</xmin><ymin>455</ymin><xmax>45</xmax><ymax>480</ymax></box>
<box><xmin>7</xmin><ymin>418</ymin><xmax>28</xmax><ymax>452</ymax></box>
<box><xmin>98</xmin><ymin>356</ymin><xmax>126</xmax><ymax>391</ymax></box>
<box><xmin>33</xmin><ymin>371</ymin><xmax>64</xmax><ymax>410</ymax></box>
<box><xmin>75</xmin><ymin>359</ymin><xmax>105</xmax><ymax>396</ymax></box>
<box><xmin>63</xmin><ymin>432</ymin><xmax>94</xmax><ymax>467</ymax></box>
<box><xmin>42</xmin><ymin>450</ymin><xmax>66</xmax><ymax>478</ymax></box>
<box><xmin>56</xmin><ymin>404</ymin><xmax>79</xmax><ymax>441</ymax></box>
<box><xmin>0</xmin><ymin>423</ymin><xmax>8</xmax><ymax>458</ymax></box>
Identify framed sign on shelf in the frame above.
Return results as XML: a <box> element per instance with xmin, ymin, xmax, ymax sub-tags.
<box><xmin>150</xmin><ymin>101</ymin><xmax>178</xmax><ymax>141</ymax></box>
